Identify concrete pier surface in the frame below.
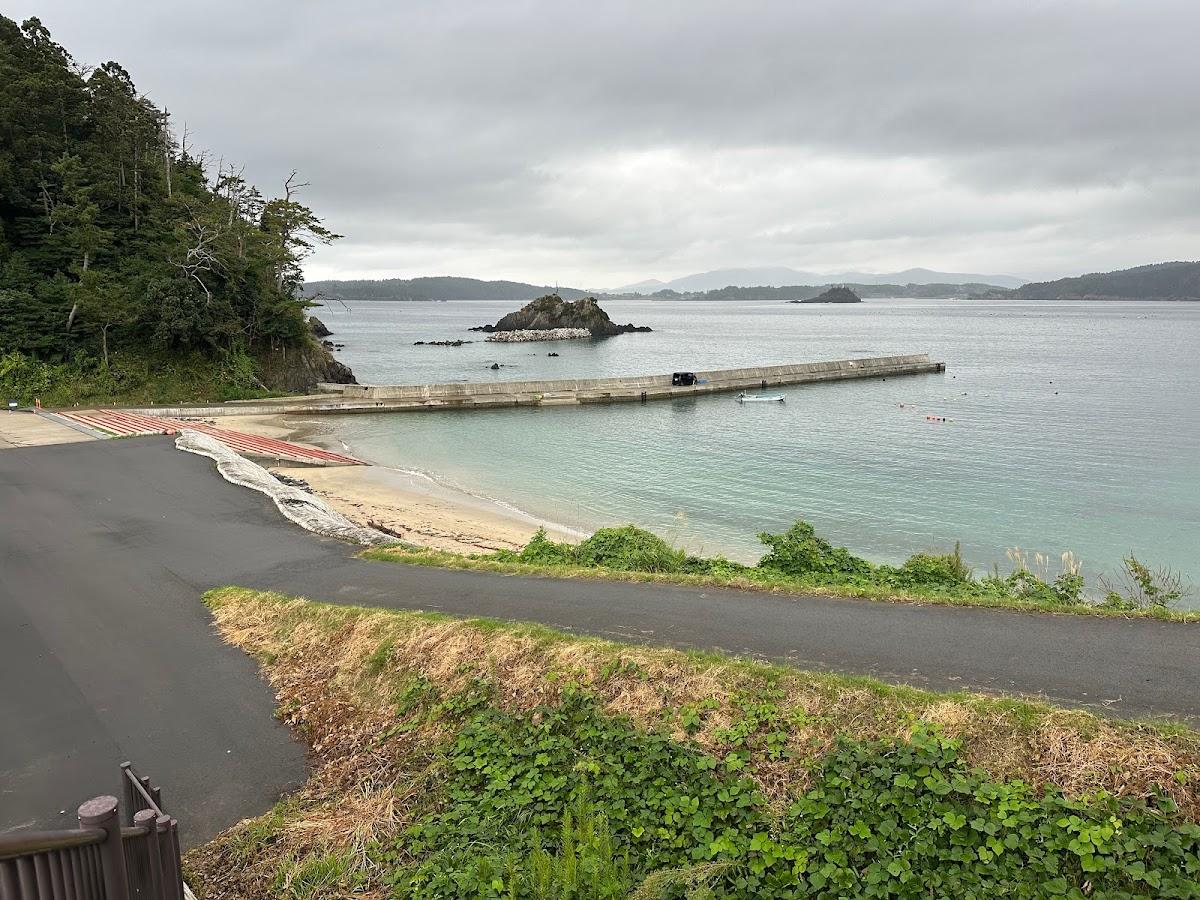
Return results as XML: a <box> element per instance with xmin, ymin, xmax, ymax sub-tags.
<box><xmin>0</xmin><ymin>409</ymin><xmax>96</xmax><ymax>448</ymax></box>
<box><xmin>117</xmin><ymin>353</ymin><xmax>945</xmax><ymax>418</ymax></box>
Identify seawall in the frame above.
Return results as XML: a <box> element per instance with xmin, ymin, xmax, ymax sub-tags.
<box><xmin>117</xmin><ymin>354</ymin><xmax>945</xmax><ymax>418</ymax></box>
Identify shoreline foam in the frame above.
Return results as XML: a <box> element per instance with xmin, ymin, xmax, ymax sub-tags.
<box><xmin>207</xmin><ymin>413</ymin><xmax>580</xmax><ymax>554</ymax></box>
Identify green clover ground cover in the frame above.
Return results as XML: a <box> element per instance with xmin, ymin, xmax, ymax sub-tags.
<box><xmin>380</xmin><ymin>689</ymin><xmax>1200</xmax><ymax>899</ymax></box>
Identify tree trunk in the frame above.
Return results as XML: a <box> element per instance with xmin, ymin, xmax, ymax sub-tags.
<box><xmin>101</xmin><ymin>323</ymin><xmax>110</xmax><ymax>368</ymax></box>
<box><xmin>162</xmin><ymin>113</ymin><xmax>173</xmax><ymax>199</ymax></box>
<box><xmin>66</xmin><ymin>302</ymin><xmax>79</xmax><ymax>332</ymax></box>
<box><xmin>133</xmin><ymin>142</ymin><xmax>140</xmax><ymax>232</ymax></box>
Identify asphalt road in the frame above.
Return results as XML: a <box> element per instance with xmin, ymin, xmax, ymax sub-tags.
<box><xmin>2</xmin><ymin>438</ymin><xmax>1197</xmax><ymax>845</ymax></box>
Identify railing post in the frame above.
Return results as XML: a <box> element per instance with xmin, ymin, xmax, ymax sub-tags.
<box><xmin>139</xmin><ymin>776</ymin><xmax>162</xmax><ymax>814</ymax></box>
<box><xmin>78</xmin><ymin>796</ymin><xmax>129</xmax><ymax>900</ymax></box>
<box><xmin>157</xmin><ymin>817</ymin><xmax>181</xmax><ymax>900</ymax></box>
<box><xmin>120</xmin><ymin>762</ymin><xmax>137</xmax><ymax>826</ymax></box>
<box><xmin>171</xmin><ymin>820</ymin><xmax>185</xmax><ymax>900</ymax></box>
<box><xmin>134</xmin><ymin>810</ymin><xmax>162</xmax><ymax>899</ymax></box>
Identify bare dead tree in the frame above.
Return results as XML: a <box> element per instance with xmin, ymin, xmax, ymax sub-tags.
<box><xmin>160</xmin><ymin>108</ymin><xmax>173</xmax><ymax>199</ymax></box>
<box><xmin>38</xmin><ymin>182</ymin><xmax>58</xmax><ymax>233</ymax></box>
<box><xmin>170</xmin><ymin>204</ymin><xmax>223</xmax><ymax>304</ymax></box>
<box><xmin>272</xmin><ymin>170</ymin><xmax>312</xmax><ymax>291</ymax></box>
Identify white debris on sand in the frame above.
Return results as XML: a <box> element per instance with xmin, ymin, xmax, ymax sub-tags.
<box><xmin>485</xmin><ymin>328</ymin><xmax>591</xmax><ymax>342</ymax></box>
<box><xmin>175</xmin><ymin>430</ymin><xmax>394</xmax><ymax>546</ymax></box>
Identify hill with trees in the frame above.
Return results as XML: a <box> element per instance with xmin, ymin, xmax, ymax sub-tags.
<box><xmin>0</xmin><ymin>15</ymin><xmax>352</xmax><ymax>405</ymax></box>
<box><xmin>1011</xmin><ymin>261</ymin><xmax>1200</xmax><ymax>300</ymax></box>
<box><xmin>616</xmin><ymin>266</ymin><xmax>1025</xmax><ymax>293</ymax></box>
<box><xmin>302</xmin><ymin>276</ymin><xmax>593</xmax><ymax>303</ymax></box>
<box><xmin>650</xmin><ymin>282</ymin><xmax>1006</xmax><ymax>301</ymax></box>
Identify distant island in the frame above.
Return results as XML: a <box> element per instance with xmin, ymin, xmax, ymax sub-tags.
<box><xmin>471</xmin><ymin>295</ymin><xmax>651</xmax><ymax>338</ymax></box>
<box><xmin>303</xmin><ymin>262</ymin><xmax>1200</xmax><ymax>307</ymax></box>
<box><xmin>614</xmin><ymin>266</ymin><xmax>1026</xmax><ymax>293</ymax></box>
<box><xmin>652</xmin><ymin>282</ymin><xmax>1006</xmax><ymax>301</ymax></box>
<box><xmin>791</xmin><ymin>286</ymin><xmax>861</xmax><ymax>304</ymax></box>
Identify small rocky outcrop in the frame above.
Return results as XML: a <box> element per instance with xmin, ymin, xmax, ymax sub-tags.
<box><xmin>256</xmin><ymin>341</ymin><xmax>356</xmax><ymax>392</ymax></box>
<box><xmin>792</xmin><ymin>286</ymin><xmax>861</xmax><ymax>304</ymax></box>
<box><xmin>414</xmin><ymin>339</ymin><xmax>472</xmax><ymax>347</ymax></box>
<box><xmin>308</xmin><ymin>315</ymin><xmax>333</xmax><ymax>337</ymax></box>
<box><xmin>471</xmin><ymin>294</ymin><xmax>651</xmax><ymax>337</ymax></box>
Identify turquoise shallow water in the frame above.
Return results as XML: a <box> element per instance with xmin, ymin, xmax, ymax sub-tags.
<box><xmin>312</xmin><ymin>298</ymin><xmax>1200</xmax><ymax>599</ymax></box>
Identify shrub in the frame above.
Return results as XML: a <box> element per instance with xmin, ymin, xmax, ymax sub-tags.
<box><xmin>1101</xmin><ymin>555</ymin><xmax>1192</xmax><ymax>611</ymax></box>
<box><xmin>1001</xmin><ymin>569</ymin><xmax>1057</xmax><ymax>604</ymax></box>
<box><xmin>756</xmin><ymin>520</ymin><xmax>873</xmax><ymax>579</ymax></box>
<box><xmin>887</xmin><ymin>543</ymin><xmax>973</xmax><ymax>590</ymax></box>
<box><xmin>680</xmin><ymin>555</ymin><xmax>751</xmax><ymax>579</ymax></box>
<box><xmin>1050</xmin><ymin>571</ymin><xmax>1086</xmax><ymax>606</ymax></box>
<box><xmin>0</xmin><ymin>350</ymin><xmax>56</xmax><ymax>403</ymax></box>
<box><xmin>576</xmin><ymin>525</ymin><xmax>686</xmax><ymax>573</ymax></box>
<box><xmin>517</xmin><ymin>527</ymin><xmax>578</xmax><ymax>566</ymax></box>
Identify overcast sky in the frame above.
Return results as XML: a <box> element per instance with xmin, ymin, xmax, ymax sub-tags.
<box><xmin>11</xmin><ymin>1</ymin><xmax>1200</xmax><ymax>285</ymax></box>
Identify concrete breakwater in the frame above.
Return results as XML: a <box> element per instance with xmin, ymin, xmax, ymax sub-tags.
<box><xmin>316</xmin><ymin>354</ymin><xmax>944</xmax><ymax>410</ymax></box>
<box><xmin>118</xmin><ymin>355</ymin><xmax>944</xmax><ymax>418</ymax></box>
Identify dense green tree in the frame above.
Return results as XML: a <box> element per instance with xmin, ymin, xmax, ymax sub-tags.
<box><xmin>0</xmin><ymin>14</ymin><xmax>336</xmax><ymax>371</ymax></box>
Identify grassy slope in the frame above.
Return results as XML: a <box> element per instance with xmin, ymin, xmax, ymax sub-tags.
<box><xmin>187</xmin><ymin>588</ymin><xmax>1200</xmax><ymax>898</ymax></box>
<box><xmin>362</xmin><ymin>546</ymin><xmax>1199</xmax><ymax>622</ymax></box>
<box><xmin>1</xmin><ymin>348</ymin><xmax>281</xmax><ymax>407</ymax></box>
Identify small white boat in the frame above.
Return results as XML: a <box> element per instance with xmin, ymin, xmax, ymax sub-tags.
<box><xmin>737</xmin><ymin>392</ymin><xmax>785</xmax><ymax>403</ymax></box>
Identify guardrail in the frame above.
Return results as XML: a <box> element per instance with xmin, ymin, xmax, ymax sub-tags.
<box><xmin>0</xmin><ymin>763</ymin><xmax>184</xmax><ymax>900</ymax></box>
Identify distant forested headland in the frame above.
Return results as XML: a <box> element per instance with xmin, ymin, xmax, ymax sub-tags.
<box><xmin>648</xmin><ymin>263</ymin><xmax>1200</xmax><ymax>301</ymax></box>
<box><xmin>1010</xmin><ymin>261</ymin><xmax>1200</xmax><ymax>301</ymax></box>
<box><xmin>307</xmin><ymin>262</ymin><xmax>1200</xmax><ymax>305</ymax></box>
<box><xmin>0</xmin><ymin>15</ymin><xmax>351</xmax><ymax>405</ymax></box>
<box><xmin>302</xmin><ymin>276</ymin><xmax>594</xmax><ymax>303</ymax></box>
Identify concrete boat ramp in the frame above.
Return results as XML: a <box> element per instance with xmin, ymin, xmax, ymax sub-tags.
<box><xmin>17</xmin><ymin>409</ymin><xmax>365</xmax><ymax>466</ymax></box>
<box><xmin>115</xmin><ymin>353</ymin><xmax>945</xmax><ymax>418</ymax></box>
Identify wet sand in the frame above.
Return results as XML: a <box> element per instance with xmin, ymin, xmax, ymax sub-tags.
<box><xmin>206</xmin><ymin>414</ymin><xmax>575</xmax><ymax>554</ymax></box>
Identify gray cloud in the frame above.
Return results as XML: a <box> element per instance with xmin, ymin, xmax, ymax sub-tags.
<box><xmin>11</xmin><ymin>0</ymin><xmax>1200</xmax><ymax>283</ymax></box>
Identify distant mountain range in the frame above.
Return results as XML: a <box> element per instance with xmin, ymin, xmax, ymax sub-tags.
<box><xmin>304</xmin><ymin>261</ymin><xmax>1200</xmax><ymax>304</ymax></box>
<box><xmin>613</xmin><ymin>267</ymin><xmax>1027</xmax><ymax>293</ymax></box>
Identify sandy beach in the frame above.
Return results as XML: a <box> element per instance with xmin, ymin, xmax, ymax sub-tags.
<box><xmin>206</xmin><ymin>413</ymin><xmax>576</xmax><ymax>554</ymax></box>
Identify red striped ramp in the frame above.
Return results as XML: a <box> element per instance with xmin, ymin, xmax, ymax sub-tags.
<box><xmin>51</xmin><ymin>410</ymin><xmax>363</xmax><ymax>466</ymax></box>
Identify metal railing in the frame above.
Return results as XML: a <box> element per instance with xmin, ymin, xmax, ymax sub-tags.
<box><xmin>0</xmin><ymin>764</ymin><xmax>183</xmax><ymax>900</ymax></box>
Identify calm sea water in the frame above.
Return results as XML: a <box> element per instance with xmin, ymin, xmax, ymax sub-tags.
<box><xmin>312</xmin><ymin>298</ymin><xmax>1199</xmax><ymax>598</ymax></box>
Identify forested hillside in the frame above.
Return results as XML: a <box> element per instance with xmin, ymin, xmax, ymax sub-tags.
<box><xmin>1011</xmin><ymin>261</ymin><xmax>1200</xmax><ymax>300</ymax></box>
<box><xmin>0</xmin><ymin>15</ymin><xmax>351</xmax><ymax>404</ymax></box>
<box><xmin>303</xmin><ymin>276</ymin><xmax>593</xmax><ymax>302</ymax></box>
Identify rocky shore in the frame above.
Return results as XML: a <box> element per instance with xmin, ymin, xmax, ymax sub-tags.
<box><xmin>486</xmin><ymin>328</ymin><xmax>591</xmax><ymax>342</ymax></box>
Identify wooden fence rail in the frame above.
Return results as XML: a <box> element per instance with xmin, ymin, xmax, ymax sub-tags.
<box><xmin>0</xmin><ymin>764</ymin><xmax>183</xmax><ymax>900</ymax></box>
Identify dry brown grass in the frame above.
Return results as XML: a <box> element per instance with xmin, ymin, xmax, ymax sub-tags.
<box><xmin>187</xmin><ymin>587</ymin><xmax>1200</xmax><ymax>897</ymax></box>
